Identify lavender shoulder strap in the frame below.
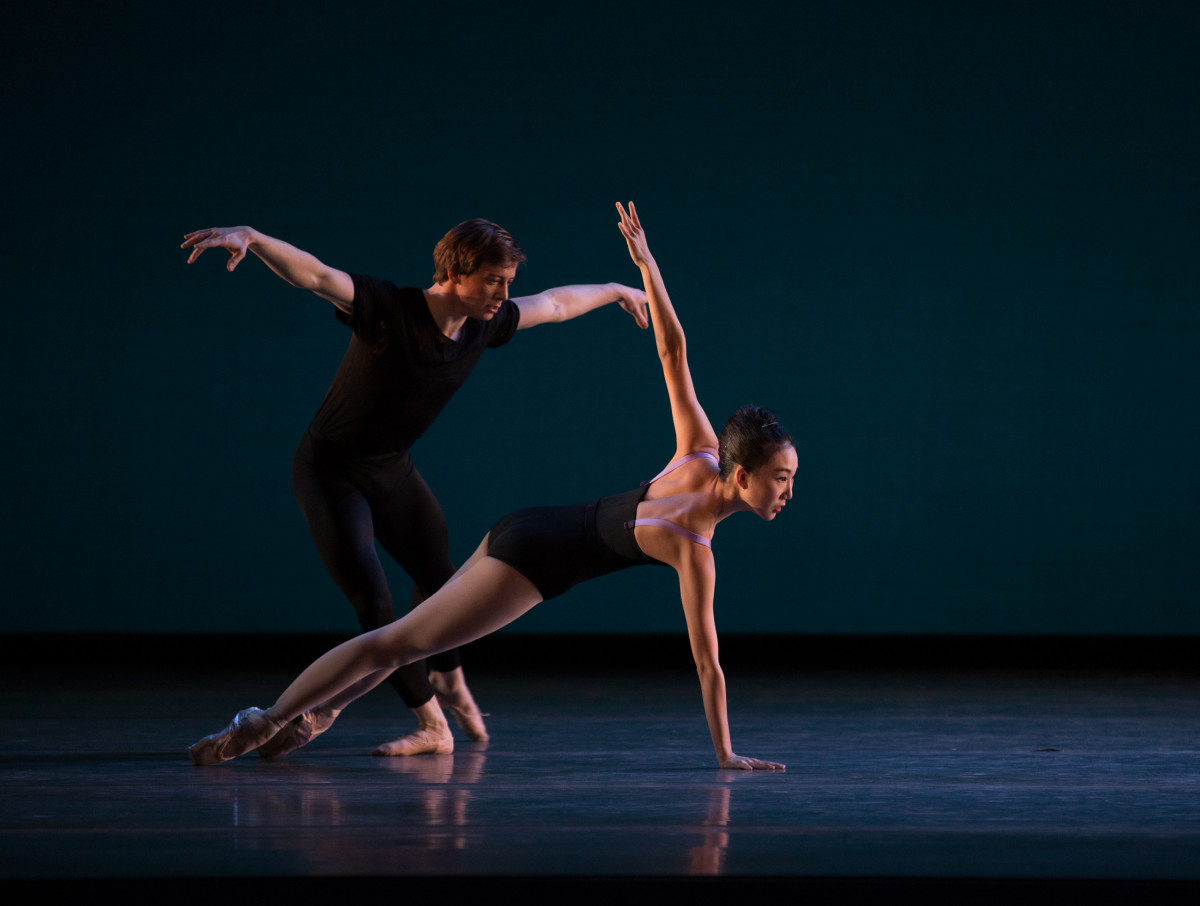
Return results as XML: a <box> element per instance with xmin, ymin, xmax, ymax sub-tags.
<box><xmin>625</xmin><ymin>451</ymin><xmax>719</xmax><ymax>548</ymax></box>
<box><xmin>639</xmin><ymin>451</ymin><xmax>719</xmax><ymax>487</ymax></box>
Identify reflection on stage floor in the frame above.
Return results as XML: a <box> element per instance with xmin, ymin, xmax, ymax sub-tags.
<box><xmin>3</xmin><ymin>653</ymin><xmax>1200</xmax><ymax>895</ymax></box>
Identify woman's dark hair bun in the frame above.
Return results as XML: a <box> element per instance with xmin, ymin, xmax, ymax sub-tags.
<box><xmin>717</xmin><ymin>405</ymin><xmax>792</xmax><ymax>478</ymax></box>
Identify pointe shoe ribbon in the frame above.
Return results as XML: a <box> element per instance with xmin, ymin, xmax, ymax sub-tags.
<box><xmin>189</xmin><ymin>707</ymin><xmax>282</xmax><ymax>766</ymax></box>
<box><xmin>257</xmin><ymin>707</ymin><xmax>340</xmax><ymax>759</ymax></box>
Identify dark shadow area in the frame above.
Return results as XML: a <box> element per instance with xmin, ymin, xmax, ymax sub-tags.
<box><xmin>5</xmin><ymin>632</ymin><xmax>1198</xmax><ymax>673</ymax></box>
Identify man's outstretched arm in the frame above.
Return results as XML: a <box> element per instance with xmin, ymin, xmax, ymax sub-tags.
<box><xmin>514</xmin><ymin>283</ymin><xmax>649</xmax><ymax>330</ymax></box>
<box><xmin>182</xmin><ymin>226</ymin><xmax>355</xmax><ymax>313</ymax></box>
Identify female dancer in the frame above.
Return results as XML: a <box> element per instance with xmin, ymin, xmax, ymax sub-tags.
<box><xmin>190</xmin><ymin>203</ymin><xmax>793</xmax><ymax>770</ymax></box>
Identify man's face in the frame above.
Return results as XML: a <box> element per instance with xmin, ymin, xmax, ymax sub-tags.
<box><xmin>453</xmin><ymin>264</ymin><xmax>517</xmax><ymax>319</ymax></box>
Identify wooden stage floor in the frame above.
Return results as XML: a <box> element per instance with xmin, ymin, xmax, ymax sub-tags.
<box><xmin>2</xmin><ymin>639</ymin><xmax>1199</xmax><ymax>902</ymax></box>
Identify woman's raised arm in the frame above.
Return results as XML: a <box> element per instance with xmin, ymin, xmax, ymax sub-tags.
<box><xmin>616</xmin><ymin>202</ymin><xmax>718</xmax><ymax>457</ymax></box>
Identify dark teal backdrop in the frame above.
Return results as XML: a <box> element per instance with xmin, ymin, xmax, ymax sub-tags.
<box><xmin>2</xmin><ymin>1</ymin><xmax>1197</xmax><ymax>634</ymax></box>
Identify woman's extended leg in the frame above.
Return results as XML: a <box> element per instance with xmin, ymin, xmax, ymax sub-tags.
<box><xmin>269</xmin><ymin>555</ymin><xmax>541</xmax><ymax>721</ymax></box>
<box><xmin>261</xmin><ymin>535</ymin><xmax>500</xmax><ymax>759</ymax></box>
<box><xmin>189</xmin><ymin>543</ymin><xmax>542</xmax><ymax>765</ymax></box>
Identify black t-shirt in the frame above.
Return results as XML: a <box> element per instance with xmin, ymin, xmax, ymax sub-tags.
<box><xmin>307</xmin><ymin>273</ymin><xmax>520</xmax><ymax>454</ymax></box>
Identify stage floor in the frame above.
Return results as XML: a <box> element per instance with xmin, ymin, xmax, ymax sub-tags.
<box><xmin>2</xmin><ymin>660</ymin><xmax>1199</xmax><ymax>894</ymax></box>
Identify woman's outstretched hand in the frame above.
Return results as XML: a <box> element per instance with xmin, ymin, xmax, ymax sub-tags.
<box><xmin>616</xmin><ymin>201</ymin><xmax>653</xmax><ymax>268</ymax></box>
<box><xmin>181</xmin><ymin>226</ymin><xmax>255</xmax><ymax>271</ymax></box>
<box><xmin>720</xmin><ymin>754</ymin><xmax>787</xmax><ymax>771</ymax></box>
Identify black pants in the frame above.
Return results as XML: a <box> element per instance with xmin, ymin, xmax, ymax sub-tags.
<box><xmin>292</xmin><ymin>431</ymin><xmax>462</xmax><ymax>709</ymax></box>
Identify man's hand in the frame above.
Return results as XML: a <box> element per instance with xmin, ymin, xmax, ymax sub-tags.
<box><xmin>616</xmin><ymin>287</ymin><xmax>650</xmax><ymax>328</ymax></box>
<box><xmin>182</xmin><ymin>227</ymin><xmax>257</xmax><ymax>272</ymax></box>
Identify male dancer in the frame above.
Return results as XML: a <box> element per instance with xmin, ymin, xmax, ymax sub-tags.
<box><xmin>182</xmin><ymin>220</ymin><xmax>648</xmax><ymax>756</ymax></box>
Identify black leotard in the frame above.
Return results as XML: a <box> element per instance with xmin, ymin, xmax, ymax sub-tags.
<box><xmin>486</xmin><ymin>453</ymin><xmax>718</xmax><ymax>600</ymax></box>
<box><xmin>486</xmin><ymin>486</ymin><xmax>662</xmax><ymax>600</ymax></box>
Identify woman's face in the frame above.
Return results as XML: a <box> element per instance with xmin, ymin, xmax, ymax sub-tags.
<box><xmin>742</xmin><ymin>445</ymin><xmax>797</xmax><ymax>520</ymax></box>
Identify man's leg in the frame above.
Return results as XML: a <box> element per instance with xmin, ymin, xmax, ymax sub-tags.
<box><xmin>375</xmin><ymin>462</ymin><xmax>490</xmax><ymax>744</ymax></box>
<box><xmin>288</xmin><ymin>438</ymin><xmax>452</xmax><ymax>755</ymax></box>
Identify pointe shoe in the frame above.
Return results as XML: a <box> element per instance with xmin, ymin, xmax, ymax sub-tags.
<box><xmin>189</xmin><ymin>707</ymin><xmax>284</xmax><ymax>766</ymax></box>
<box><xmin>257</xmin><ymin>707</ymin><xmax>340</xmax><ymax>759</ymax></box>
<box><xmin>371</xmin><ymin>727</ymin><xmax>454</xmax><ymax>757</ymax></box>
<box><xmin>436</xmin><ymin>693</ymin><xmax>490</xmax><ymax>742</ymax></box>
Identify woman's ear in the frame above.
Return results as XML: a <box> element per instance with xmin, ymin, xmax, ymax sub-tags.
<box><xmin>734</xmin><ymin>464</ymin><xmax>750</xmax><ymax>490</ymax></box>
